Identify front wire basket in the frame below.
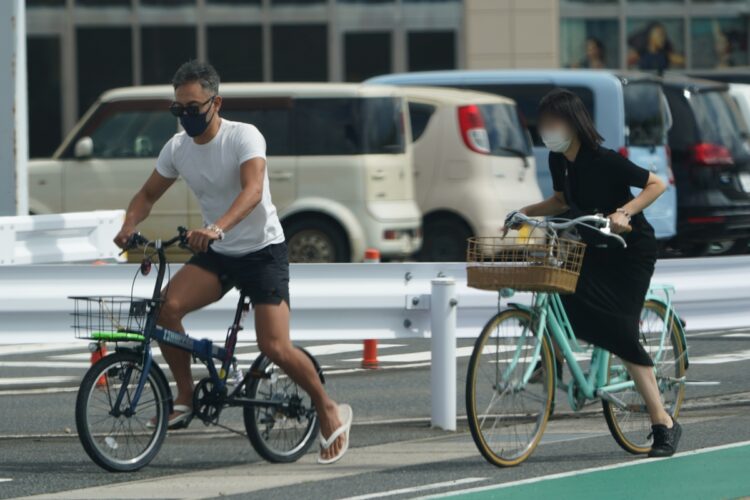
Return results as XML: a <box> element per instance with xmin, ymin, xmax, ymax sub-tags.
<box><xmin>466</xmin><ymin>236</ymin><xmax>586</xmax><ymax>294</ymax></box>
<box><xmin>70</xmin><ymin>295</ymin><xmax>150</xmax><ymax>341</ymax></box>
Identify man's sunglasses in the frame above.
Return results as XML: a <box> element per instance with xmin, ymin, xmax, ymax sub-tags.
<box><xmin>169</xmin><ymin>96</ymin><xmax>216</xmax><ymax>117</ymax></box>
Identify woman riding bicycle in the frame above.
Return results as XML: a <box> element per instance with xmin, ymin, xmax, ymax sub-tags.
<box><xmin>505</xmin><ymin>89</ymin><xmax>681</xmax><ymax>457</ymax></box>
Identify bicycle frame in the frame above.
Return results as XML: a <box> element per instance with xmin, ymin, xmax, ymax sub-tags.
<box><xmin>112</xmin><ymin>239</ymin><xmax>281</xmax><ymax>416</ymax></box>
<box><xmin>507</xmin><ymin>284</ymin><xmax>680</xmax><ymax>408</ymax></box>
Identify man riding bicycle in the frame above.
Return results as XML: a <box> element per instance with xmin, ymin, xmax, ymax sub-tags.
<box><xmin>113</xmin><ymin>60</ymin><xmax>351</xmax><ymax>465</ymax></box>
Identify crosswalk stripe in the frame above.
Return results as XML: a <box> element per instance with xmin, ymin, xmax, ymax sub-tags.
<box><xmin>688</xmin><ymin>349</ymin><xmax>750</xmax><ymax>365</ymax></box>
<box><xmin>0</xmin><ymin>376</ymin><xmax>77</xmax><ymax>386</ymax></box>
<box><xmin>0</xmin><ymin>344</ymin><xmax>83</xmax><ymax>356</ymax></box>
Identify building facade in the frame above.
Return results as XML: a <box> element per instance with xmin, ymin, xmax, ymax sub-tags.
<box><xmin>25</xmin><ymin>0</ymin><xmax>750</xmax><ymax>158</ymax></box>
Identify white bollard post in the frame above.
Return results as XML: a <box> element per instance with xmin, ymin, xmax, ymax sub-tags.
<box><xmin>430</xmin><ymin>277</ymin><xmax>457</xmax><ymax>431</ymax></box>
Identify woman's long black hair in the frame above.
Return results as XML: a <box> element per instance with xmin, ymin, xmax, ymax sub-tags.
<box><xmin>537</xmin><ymin>89</ymin><xmax>604</xmax><ymax>150</ymax></box>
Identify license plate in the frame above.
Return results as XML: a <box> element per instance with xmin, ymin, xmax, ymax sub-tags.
<box><xmin>741</xmin><ymin>173</ymin><xmax>750</xmax><ymax>192</ymax></box>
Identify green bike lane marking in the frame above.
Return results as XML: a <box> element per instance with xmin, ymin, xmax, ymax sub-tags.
<box><xmin>429</xmin><ymin>440</ymin><xmax>750</xmax><ymax>500</ymax></box>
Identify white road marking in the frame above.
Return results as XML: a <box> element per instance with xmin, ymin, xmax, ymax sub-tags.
<box><xmin>339</xmin><ymin>478</ymin><xmax>486</xmax><ymax>500</ymax></box>
<box><xmin>0</xmin><ymin>478</ymin><xmax>12</xmax><ymax>483</ymax></box>
<box><xmin>722</xmin><ymin>333</ymin><xmax>750</xmax><ymax>338</ymax></box>
<box><xmin>689</xmin><ymin>349</ymin><xmax>750</xmax><ymax>365</ymax></box>
<box><xmin>418</xmin><ymin>439</ymin><xmax>750</xmax><ymax>499</ymax></box>
<box><xmin>0</xmin><ymin>376</ymin><xmax>78</xmax><ymax>386</ymax></box>
<box><xmin>0</xmin><ymin>344</ymin><xmax>83</xmax><ymax>356</ymax></box>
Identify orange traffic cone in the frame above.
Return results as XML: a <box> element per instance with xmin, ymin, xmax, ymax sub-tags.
<box><xmin>90</xmin><ymin>343</ymin><xmax>108</xmax><ymax>387</ymax></box>
<box><xmin>362</xmin><ymin>249</ymin><xmax>380</xmax><ymax>369</ymax></box>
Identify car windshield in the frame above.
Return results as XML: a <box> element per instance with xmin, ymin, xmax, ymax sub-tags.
<box><xmin>477</xmin><ymin>103</ymin><xmax>532</xmax><ymax>157</ymax></box>
<box><xmin>690</xmin><ymin>90</ymin><xmax>750</xmax><ymax>158</ymax></box>
<box><xmin>623</xmin><ymin>82</ymin><xmax>668</xmax><ymax>147</ymax></box>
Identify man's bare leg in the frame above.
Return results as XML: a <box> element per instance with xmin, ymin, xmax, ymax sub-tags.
<box><xmin>254</xmin><ymin>301</ymin><xmax>345</xmax><ymax>461</ymax></box>
<box><xmin>157</xmin><ymin>264</ymin><xmax>223</xmax><ymax>418</ymax></box>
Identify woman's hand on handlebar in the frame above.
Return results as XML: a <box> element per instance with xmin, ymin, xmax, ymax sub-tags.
<box><xmin>607</xmin><ymin>212</ymin><xmax>632</xmax><ymax>235</ymax></box>
<box><xmin>186</xmin><ymin>228</ymin><xmax>220</xmax><ymax>253</ymax></box>
<box><xmin>502</xmin><ymin>209</ymin><xmax>527</xmax><ymax>237</ymax></box>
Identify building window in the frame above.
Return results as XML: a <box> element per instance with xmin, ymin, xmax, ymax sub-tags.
<box><xmin>344</xmin><ymin>32</ymin><xmax>392</xmax><ymax>82</ymax></box>
<box><xmin>627</xmin><ymin>19</ymin><xmax>685</xmax><ymax>72</ymax></box>
<box><xmin>271</xmin><ymin>0</ymin><xmax>325</xmax><ymax>4</ymax></box>
<box><xmin>561</xmin><ymin>19</ymin><xmax>619</xmax><ymax>69</ymax></box>
<box><xmin>141</xmin><ymin>27</ymin><xmax>197</xmax><ymax>85</ymax></box>
<box><xmin>271</xmin><ymin>25</ymin><xmax>328</xmax><ymax>81</ymax></box>
<box><xmin>77</xmin><ymin>28</ymin><xmax>133</xmax><ymax>117</ymax></box>
<box><xmin>28</xmin><ymin>36</ymin><xmax>62</xmax><ymax>158</ymax></box>
<box><xmin>27</xmin><ymin>0</ymin><xmax>66</xmax><ymax>6</ymax></box>
<box><xmin>75</xmin><ymin>0</ymin><xmax>130</xmax><ymax>6</ymax></box>
<box><xmin>407</xmin><ymin>31</ymin><xmax>456</xmax><ymax>71</ymax></box>
<box><xmin>207</xmin><ymin>0</ymin><xmax>261</xmax><ymax>3</ymax></box>
<box><xmin>691</xmin><ymin>17</ymin><xmax>748</xmax><ymax>69</ymax></box>
<box><xmin>208</xmin><ymin>26</ymin><xmax>263</xmax><ymax>82</ymax></box>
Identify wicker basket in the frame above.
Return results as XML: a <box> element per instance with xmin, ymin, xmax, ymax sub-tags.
<box><xmin>466</xmin><ymin>236</ymin><xmax>586</xmax><ymax>294</ymax></box>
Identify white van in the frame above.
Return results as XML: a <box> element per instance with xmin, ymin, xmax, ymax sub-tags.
<box><xmin>389</xmin><ymin>86</ymin><xmax>541</xmax><ymax>261</ymax></box>
<box><xmin>28</xmin><ymin>83</ymin><xmax>422</xmax><ymax>262</ymax></box>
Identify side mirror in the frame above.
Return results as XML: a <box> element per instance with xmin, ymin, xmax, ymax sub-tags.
<box><xmin>74</xmin><ymin>136</ymin><xmax>93</xmax><ymax>159</ymax></box>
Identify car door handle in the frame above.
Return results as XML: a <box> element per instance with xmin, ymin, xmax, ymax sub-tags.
<box><xmin>371</xmin><ymin>169</ymin><xmax>386</xmax><ymax>180</ymax></box>
<box><xmin>270</xmin><ymin>172</ymin><xmax>293</xmax><ymax>181</ymax></box>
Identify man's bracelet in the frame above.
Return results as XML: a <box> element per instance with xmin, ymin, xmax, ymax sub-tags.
<box><xmin>205</xmin><ymin>223</ymin><xmax>225</xmax><ymax>240</ymax></box>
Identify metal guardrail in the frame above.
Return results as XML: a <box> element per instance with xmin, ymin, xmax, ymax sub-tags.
<box><xmin>0</xmin><ymin>257</ymin><xmax>748</xmax><ymax>344</ymax></box>
<box><xmin>0</xmin><ymin>211</ymin><xmax>125</xmax><ymax>265</ymax></box>
<box><xmin>1</xmin><ymin>257</ymin><xmax>747</xmax><ymax>429</ymax></box>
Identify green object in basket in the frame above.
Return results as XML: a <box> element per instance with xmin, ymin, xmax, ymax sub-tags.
<box><xmin>90</xmin><ymin>331</ymin><xmax>145</xmax><ymax>342</ymax></box>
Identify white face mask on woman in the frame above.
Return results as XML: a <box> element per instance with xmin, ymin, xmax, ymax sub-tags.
<box><xmin>541</xmin><ymin>128</ymin><xmax>572</xmax><ymax>153</ymax></box>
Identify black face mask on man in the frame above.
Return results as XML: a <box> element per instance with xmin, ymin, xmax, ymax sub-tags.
<box><xmin>170</xmin><ymin>96</ymin><xmax>216</xmax><ymax>138</ymax></box>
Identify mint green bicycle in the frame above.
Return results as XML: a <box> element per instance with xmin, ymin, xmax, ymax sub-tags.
<box><xmin>465</xmin><ymin>213</ymin><xmax>689</xmax><ymax>467</ymax></box>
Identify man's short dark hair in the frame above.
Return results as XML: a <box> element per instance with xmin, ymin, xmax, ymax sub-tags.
<box><xmin>171</xmin><ymin>60</ymin><xmax>220</xmax><ymax>95</ymax></box>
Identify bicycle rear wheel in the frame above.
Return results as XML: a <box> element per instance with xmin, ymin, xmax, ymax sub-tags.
<box><xmin>75</xmin><ymin>350</ymin><xmax>169</xmax><ymax>472</ymax></box>
<box><xmin>602</xmin><ymin>300</ymin><xmax>687</xmax><ymax>454</ymax></box>
<box><xmin>466</xmin><ymin>308</ymin><xmax>555</xmax><ymax>467</ymax></box>
<box><xmin>243</xmin><ymin>346</ymin><xmax>321</xmax><ymax>463</ymax></box>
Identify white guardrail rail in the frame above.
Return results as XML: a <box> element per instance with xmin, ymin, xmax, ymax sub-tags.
<box><xmin>0</xmin><ymin>210</ymin><xmax>124</xmax><ymax>265</ymax></box>
<box><xmin>0</xmin><ymin>256</ymin><xmax>748</xmax><ymax>344</ymax></box>
<box><xmin>0</xmin><ymin>256</ymin><xmax>748</xmax><ymax>429</ymax></box>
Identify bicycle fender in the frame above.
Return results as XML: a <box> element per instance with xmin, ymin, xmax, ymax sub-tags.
<box><xmin>646</xmin><ymin>298</ymin><xmax>690</xmax><ymax>370</ymax></box>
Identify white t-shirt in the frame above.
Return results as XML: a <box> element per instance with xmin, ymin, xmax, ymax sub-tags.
<box><xmin>156</xmin><ymin>119</ymin><xmax>285</xmax><ymax>256</ymax></box>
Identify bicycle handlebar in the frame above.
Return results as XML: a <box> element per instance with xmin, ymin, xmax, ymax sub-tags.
<box><xmin>508</xmin><ymin>212</ymin><xmax>629</xmax><ymax>248</ymax></box>
<box><xmin>122</xmin><ymin>226</ymin><xmax>209</xmax><ymax>254</ymax></box>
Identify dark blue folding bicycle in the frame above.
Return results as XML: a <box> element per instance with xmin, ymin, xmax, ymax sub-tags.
<box><xmin>71</xmin><ymin>227</ymin><xmax>323</xmax><ymax>472</ymax></box>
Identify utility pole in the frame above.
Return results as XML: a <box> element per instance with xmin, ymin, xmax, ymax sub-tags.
<box><xmin>0</xmin><ymin>0</ymin><xmax>28</xmax><ymax>216</ymax></box>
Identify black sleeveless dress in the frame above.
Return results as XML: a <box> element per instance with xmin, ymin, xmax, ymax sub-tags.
<box><xmin>549</xmin><ymin>144</ymin><xmax>657</xmax><ymax>366</ymax></box>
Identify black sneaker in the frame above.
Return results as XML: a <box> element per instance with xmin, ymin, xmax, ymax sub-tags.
<box><xmin>648</xmin><ymin>417</ymin><xmax>682</xmax><ymax>458</ymax></box>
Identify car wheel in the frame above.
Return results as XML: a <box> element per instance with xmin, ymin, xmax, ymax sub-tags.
<box><xmin>419</xmin><ymin>217</ymin><xmax>472</xmax><ymax>262</ymax></box>
<box><xmin>284</xmin><ymin>218</ymin><xmax>349</xmax><ymax>263</ymax></box>
<box><xmin>677</xmin><ymin>242</ymin><xmax>711</xmax><ymax>257</ymax></box>
<box><xmin>726</xmin><ymin>238</ymin><xmax>750</xmax><ymax>255</ymax></box>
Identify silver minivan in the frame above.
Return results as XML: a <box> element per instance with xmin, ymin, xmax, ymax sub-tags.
<box><xmin>369</xmin><ymin>70</ymin><xmax>678</xmax><ymax>241</ymax></box>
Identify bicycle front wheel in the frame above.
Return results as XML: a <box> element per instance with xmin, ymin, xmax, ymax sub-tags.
<box><xmin>602</xmin><ymin>300</ymin><xmax>687</xmax><ymax>454</ymax></box>
<box><xmin>75</xmin><ymin>351</ymin><xmax>169</xmax><ymax>472</ymax></box>
<box><xmin>466</xmin><ymin>308</ymin><xmax>555</xmax><ymax>467</ymax></box>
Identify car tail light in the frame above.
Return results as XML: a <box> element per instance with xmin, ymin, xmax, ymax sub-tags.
<box><xmin>458</xmin><ymin>105</ymin><xmax>490</xmax><ymax>154</ymax></box>
<box><xmin>665</xmin><ymin>145</ymin><xmax>675</xmax><ymax>185</ymax></box>
<box><xmin>687</xmin><ymin>216</ymin><xmax>726</xmax><ymax>224</ymax></box>
<box><xmin>690</xmin><ymin>143</ymin><xmax>734</xmax><ymax>166</ymax></box>
<box><xmin>618</xmin><ymin>147</ymin><xmax>629</xmax><ymax>158</ymax></box>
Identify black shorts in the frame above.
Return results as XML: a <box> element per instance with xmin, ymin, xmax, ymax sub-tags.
<box><xmin>186</xmin><ymin>242</ymin><xmax>290</xmax><ymax>308</ymax></box>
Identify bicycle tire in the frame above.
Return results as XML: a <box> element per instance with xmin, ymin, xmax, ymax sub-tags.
<box><xmin>75</xmin><ymin>350</ymin><xmax>169</xmax><ymax>472</ymax></box>
<box><xmin>466</xmin><ymin>308</ymin><xmax>555</xmax><ymax>467</ymax></box>
<box><xmin>243</xmin><ymin>346</ymin><xmax>321</xmax><ymax>463</ymax></box>
<box><xmin>602</xmin><ymin>300</ymin><xmax>687</xmax><ymax>454</ymax></box>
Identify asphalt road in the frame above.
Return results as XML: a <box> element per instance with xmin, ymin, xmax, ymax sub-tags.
<box><xmin>1</xmin><ymin>330</ymin><xmax>749</xmax><ymax>499</ymax></box>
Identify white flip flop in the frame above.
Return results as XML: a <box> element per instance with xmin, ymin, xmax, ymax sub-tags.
<box><xmin>317</xmin><ymin>403</ymin><xmax>353</xmax><ymax>465</ymax></box>
<box><xmin>146</xmin><ymin>404</ymin><xmax>193</xmax><ymax>430</ymax></box>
